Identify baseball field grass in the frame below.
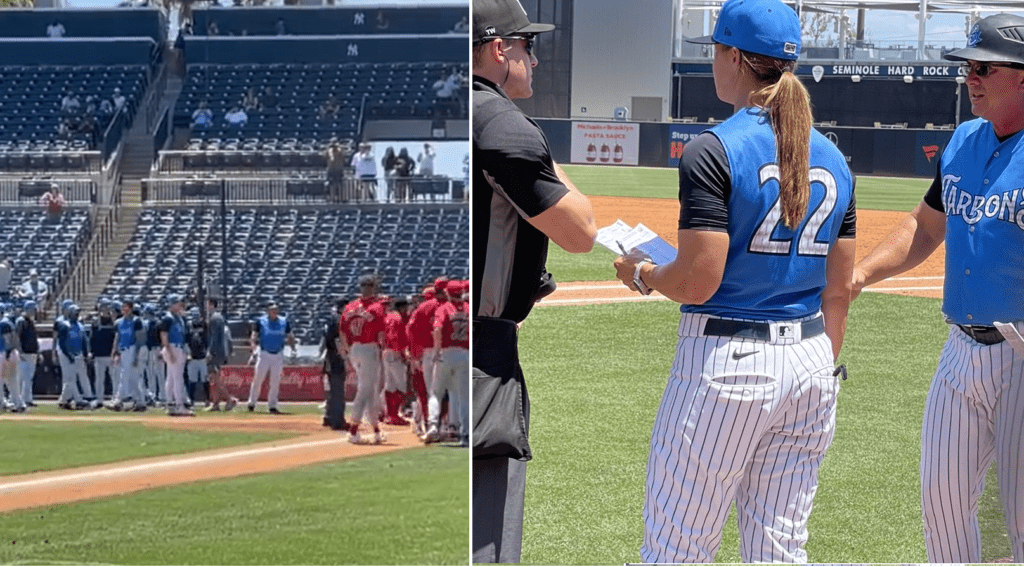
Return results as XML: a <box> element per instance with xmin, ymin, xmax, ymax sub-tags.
<box><xmin>0</xmin><ymin>447</ymin><xmax>469</xmax><ymax>565</ymax></box>
<box><xmin>0</xmin><ymin>418</ymin><xmax>290</xmax><ymax>475</ymax></box>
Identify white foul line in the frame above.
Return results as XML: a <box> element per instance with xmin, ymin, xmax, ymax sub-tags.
<box><xmin>0</xmin><ymin>437</ymin><xmax>349</xmax><ymax>493</ymax></box>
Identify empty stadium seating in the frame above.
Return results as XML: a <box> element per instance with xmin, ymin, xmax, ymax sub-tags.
<box><xmin>0</xmin><ymin>64</ymin><xmax>149</xmax><ymax>153</ymax></box>
<box><xmin>0</xmin><ymin>207</ymin><xmax>92</xmax><ymax>300</ymax></box>
<box><xmin>175</xmin><ymin>61</ymin><xmax>467</xmax><ymax>142</ymax></box>
<box><xmin>101</xmin><ymin>205</ymin><xmax>468</xmax><ymax>345</ymax></box>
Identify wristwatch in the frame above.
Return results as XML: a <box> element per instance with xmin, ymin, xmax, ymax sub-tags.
<box><xmin>633</xmin><ymin>260</ymin><xmax>653</xmax><ymax>296</ymax></box>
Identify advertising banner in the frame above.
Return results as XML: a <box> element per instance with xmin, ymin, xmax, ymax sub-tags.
<box><xmin>219</xmin><ymin>365</ymin><xmax>357</xmax><ymax>402</ymax></box>
<box><xmin>667</xmin><ymin>124</ymin><xmax>708</xmax><ymax>167</ymax></box>
<box><xmin>570</xmin><ymin>122</ymin><xmax>640</xmax><ymax>166</ymax></box>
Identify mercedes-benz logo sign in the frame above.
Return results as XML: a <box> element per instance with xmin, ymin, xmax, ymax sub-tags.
<box><xmin>825</xmin><ymin>131</ymin><xmax>839</xmax><ymax>145</ymax></box>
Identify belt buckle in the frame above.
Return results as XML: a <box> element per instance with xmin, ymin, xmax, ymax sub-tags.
<box><xmin>777</xmin><ymin>323</ymin><xmax>796</xmax><ymax>341</ymax></box>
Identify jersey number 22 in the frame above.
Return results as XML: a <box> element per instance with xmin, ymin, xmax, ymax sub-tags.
<box><xmin>749</xmin><ymin>165</ymin><xmax>839</xmax><ymax>257</ymax></box>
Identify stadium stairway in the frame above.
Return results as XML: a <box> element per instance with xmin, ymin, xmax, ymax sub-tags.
<box><xmin>75</xmin><ymin>75</ymin><xmax>185</xmax><ymax>311</ymax></box>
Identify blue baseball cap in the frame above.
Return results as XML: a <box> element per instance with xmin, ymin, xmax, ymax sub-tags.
<box><xmin>23</xmin><ymin>300</ymin><xmax>37</xmax><ymax>312</ymax></box>
<box><xmin>167</xmin><ymin>294</ymin><xmax>183</xmax><ymax>305</ymax></box>
<box><xmin>143</xmin><ymin>303</ymin><xmax>156</xmax><ymax>315</ymax></box>
<box><xmin>687</xmin><ymin>0</ymin><xmax>801</xmax><ymax>61</ymax></box>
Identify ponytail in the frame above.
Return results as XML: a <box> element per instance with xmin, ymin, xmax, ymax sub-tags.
<box><xmin>743</xmin><ymin>52</ymin><xmax>813</xmax><ymax>230</ymax></box>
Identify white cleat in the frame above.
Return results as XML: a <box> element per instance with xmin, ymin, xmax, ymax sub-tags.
<box><xmin>373</xmin><ymin>431</ymin><xmax>386</xmax><ymax>445</ymax></box>
<box><xmin>423</xmin><ymin>426</ymin><xmax>439</xmax><ymax>444</ymax></box>
<box><xmin>348</xmin><ymin>432</ymin><xmax>362</xmax><ymax>445</ymax></box>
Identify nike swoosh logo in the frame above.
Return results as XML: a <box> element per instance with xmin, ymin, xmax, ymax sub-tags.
<box><xmin>732</xmin><ymin>350</ymin><xmax>758</xmax><ymax>360</ymax></box>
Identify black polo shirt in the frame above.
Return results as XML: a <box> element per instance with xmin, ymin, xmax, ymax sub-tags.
<box><xmin>472</xmin><ymin>76</ymin><xmax>568</xmax><ymax>323</ymax></box>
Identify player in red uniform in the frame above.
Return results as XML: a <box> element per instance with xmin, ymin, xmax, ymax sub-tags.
<box><xmin>340</xmin><ymin>275</ymin><xmax>387</xmax><ymax>444</ymax></box>
<box><xmin>382</xmin><ymin>296</ymin><xmax>412</xmax><ymax>426</ymax></box>
<box><xmin>425</xmin><ymin>280</ymin><xmax>470</xmax><ymax>445</ymax></box>
<box><xmin>406</xmin><ymin>278</ymin><xmax>448</xmax><ymax>433</ymax></box>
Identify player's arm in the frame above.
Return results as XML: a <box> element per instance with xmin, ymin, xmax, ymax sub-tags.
<box><xmin>111</xmin><ymin>329</ymin><xmax>120</xmax><ymax>359</ymax></box>
<box><xmin>527</xmin><ymin>163</ymin><xmax>597</xmax><ymax>254</ymax></box>
<box><xmin>431</xmin><ymin>326</ymin><xmax>442</xmax><ymax>351</ymax></box>
<box><xmin>822</xmin><ymin>237</ymin><xmax>856</xmax><ymax>361</ymax></box>
<box><xmin>614</xmin><ymin>133</ymin><xmax>729</xmax><ymax>304</ymax></box>
<box><xmin>852</xmin><ymin>201</ymin><xmax>945</xmax><ymax>298</ymax></box>
<box><xmin>852</xmin><ymin>168</ymin><xmax>946</xmax><ymax>298</ymax></box>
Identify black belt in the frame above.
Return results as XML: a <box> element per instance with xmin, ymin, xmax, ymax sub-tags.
<box><xmin>957</xmin><ymin>324</ymin><xmax>1005</xmax><ymax>345</ymax></box>
<box><xmin>703</xmin><ymin>315</ymin><xmax>825</xmax><ymax>341</ymax></box>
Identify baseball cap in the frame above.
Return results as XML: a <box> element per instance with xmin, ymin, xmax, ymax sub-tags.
<box><xmin>267</xmin><ymin>301</ymin><xmax>279</xmax><ymax>310</ymax></box>
<box><xmin>23</xmin><ymin>300</ymin><xmax>36</xmax><ymax>312</ymax></box>
<box><xmin>28</xmin><ymin>268</ymin><xmax>37</xmax><ymax>276</ymax></box>
<box><xmin>943</xmin><ymin>14</ymin><xmax>1024</xmax><ymax>64</ymax></box>
<box><xmin>686</xmin><ymin>0</ymin><xmax>801</xmax><ymax>61</ymax></box>
<box><xmin>434</xmin><ymin>277</ymin><xmax>449</xmax><ymax>293</ymax></box>
<box><xmin>167</xmin><ymin>294</ymin><xmax>183</xmax><ymax>305</ymax></box>
<box><xmin>473</xmin><ymin>0</ymin><xmax>555</xmax><ymax>44</ymax></box>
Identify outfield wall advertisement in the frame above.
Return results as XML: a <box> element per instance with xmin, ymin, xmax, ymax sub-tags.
<box><xmin>570</xmin><ymin>122</ymin><xmax>640</xmax><ymax>166</ymax></box>
<box><xmin>667</xmin><ymin>124</ymin><xmax>708</xmax><ymax>167</ymax></box>
<box><xmin>220</xmin><ymin>365</ymin><xmax>358</xmax><ymax>402</ymax></box>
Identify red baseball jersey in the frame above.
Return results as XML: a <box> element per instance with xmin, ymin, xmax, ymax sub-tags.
<box><xmin>383</xmin><ymin>310</ymin><xmax>410</xmax><ymax>352</ymax></box>
<box><xmin>341</xmin><ymin>297</ymin><xmax>386</xmax><ymax>345</ymax></box>
<box><xmin>406</xmin><ymin>297</ymin><xmax>447</xmax><ymax>354</ymax></box>
<box><xmin>433</xmin><ymin>300</ymin><xmax>469</xmax><ymax>349</ymax></box>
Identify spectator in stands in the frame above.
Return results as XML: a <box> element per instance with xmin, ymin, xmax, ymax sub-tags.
<box><xmin>224</xmin><ymin>106</ymin><xmax>248</xmax><ymax>127</ymax></box>
<box><xmin>55</xmin><ymin>119</ymin><xmax>73</xmax><ymax>141</ymax></box>
<box><xmin>432</xmin><ymin>68</ymin><xmax>464</xmax><ymax>117</ymax></box>
<box><xmin>61</xmin><ymin>92</ymin><xmax>81</xmax><ymax>117</ymax></box>
<box><xmin>326</xmin><ymin>142</ymin><xmax>348</xmax><ymax>201</ymax></box>
<box><xmin>46</xmin><ymin>20</ymin><xmax>66</xmax><ymax>38</ymax></box>
<box><xmin>417</xmin><ymin>142</ymin><xmax>435</xmax><ymax>177</ymax></box>
<box><xmin>76</xmin><ymin>114</ymin><xmax>99</xmax><ymax>147</ymax></box>
<box><xmin>241</xmin><ymin>88</ymin><xmax>261</xmax><ymax>112</ymax></box>
<box><xmin>275</xmin><ymin>17</ymin><xmax>287</xmax><ymax>35</ymax></box>
<box><xmin>191</xmin><ymin>101</ymin><xmax>213</xmax><ymax>128</ymax></box>
<box><xmin>112</xmin><ymin>88</ymin><xmax>126</xmax><ymax>113</ymax></box>
<box><xmin>83</xmin><ymin>96</ymin><xmax>97</xmax><ymax>117</ymax></box>
<box><xmin>0</xmin><ymin>259</ymin><xmax>11</xmax><ymax>301</ymax></box>
<box><xmin>318</xmin><ymin>95</ymin><xmax>340</xmax><ymax>121</ymax></box>
<box><xmin>39</xmin><ymin>184</ymin><xmax>65</xmax><ymax>222</ymax></box>
<box><xmin>452</xmin><ymin>15</ymin><xmax>469</xmax><ymax>33</ymax></box>
<box><xmin>381</xmin><ymin>146</ymin><xmax>397</xmax><ymax>200</ymax></box>
<box><xmin>17</xmin><ymin>269</ymin><xmax>48</xmax><ymax>308</ymax></box>
<box><xmin>261</xmin><ymin>86</ymin><xmax>278</xmax><ymax>109</ymax></box>
<box><xmin>207</xmin><ymin>19</ymin><xmax>220</xmax><ymax>36</ymax></box>
<box><xmin>99</xmin><ymin>98</ymin><xmax>115</xmax><ymax>123</ymax></box>
<box><xmin>351</xmin><ymin>143</ymin><xmax>377</xmax><ymax>200</ymax></box>
<box><xmin>394</xmin><ymin>148</ymin><xmax>415</xmax><ymax>202</ymax></box>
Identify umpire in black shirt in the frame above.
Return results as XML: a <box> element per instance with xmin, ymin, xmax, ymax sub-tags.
<box><xmin>472</xmin><ymin>0</ymin><xmax>597</xmax><ymax>562</ymax></box>
<box><xmin>321</xmin><ymin>297</ymin><xmax>347</xmax><ymax>430</ymax></box>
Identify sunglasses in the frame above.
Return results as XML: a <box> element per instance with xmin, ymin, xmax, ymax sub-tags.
<box><xmin>961</xmin><ymin>61</ymin><xmax>1024</xmax><ymax>77</ymax></box>
<box><xmin>501</xmin><ymin>35</ymin><xmax>536</xmax><ymax>57</ymax></box>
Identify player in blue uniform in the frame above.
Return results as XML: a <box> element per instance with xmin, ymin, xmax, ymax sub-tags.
<box><xmin>89</xmin><ymin>300</ymin><xmax>118</xmax><ymax>407</ymax></box>
<box><xmin>614</xmin><ymin>0</ymin><xmax>856</xmax><ymax>561</ymax></box>
<box><xmin>0</xmin><ymin>303</ymin><xmax>21</xmax><ymax>412</ymax></box>
<box><xmin>159</xmin><ymin>295</ymin><xmax>192</xmax><ymax>416</ymax></box>
<box><xmin>15</xmin><ymin>300</ymin><xmax>40</xmax><ymax>409</ymax></box>
<box><xmin>112</xmin><ymin>298</ymin><xmax>147</xmax><ymax>412</ymax></box>
<box><xmin>852</xmin><ymin>14</ymin><xmax>1024</xmax><ymax>563</ymax></box>
<box><xmin>56</xmin><ymin>304</ymin><xmax>95</xmax><ymax>410</ymax></box>
<box><xmin>247</xmin><ymin>302</ymin><xmax>296</xmax><ymax>414</ymax></box>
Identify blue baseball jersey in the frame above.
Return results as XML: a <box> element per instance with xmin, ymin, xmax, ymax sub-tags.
<box><xmin>680</xmin><ymin>108</ymin><xmax>855</xmax><ymax>320</ymax></box>
<box><xmin>0</xmin><ymin>317</ymin><xmax>13</xmax><ymax>352</ymax></box>
<box><xmin>116</xmin><ymin>315</ymin><xmax>143</xmax><ymax>351</ymax></box>
<box><xmin>159</xmin><ymin>314</ymin><xmax>187</xmax><ymax>347</ymax></box>
<box><xmin>935</xmin><ymin>118</ymin><xmax>1024</xmax><ymax>325</ymax></box>
<box><xmin>256</xmin><ymin>315</ymin><xmax>290</xmax><ymax>353</ymax></box>
<box><xmin>57</xmin><ymin>320</ymin><xmax>86</xmax><ymax>357</ymax></box>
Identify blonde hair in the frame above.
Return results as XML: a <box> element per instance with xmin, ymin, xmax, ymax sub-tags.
<box><xmin>737</xmin><ymin>48</ymin><xmax>814</xmax><ymax>230</ymax></box>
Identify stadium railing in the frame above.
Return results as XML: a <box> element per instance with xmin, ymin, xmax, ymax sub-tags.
<box><xmin>53</xmin><ymin>203</ymin><xmax>119</xmax><ymax>311</ymax></box>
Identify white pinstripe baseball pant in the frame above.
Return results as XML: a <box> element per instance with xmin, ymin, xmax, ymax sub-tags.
<box><xmin>642</xmin><ymin>312</ymin><xmax>839</xmax><ymax>564</ymax></box>
<box><xmin>921</xmin><ymin>321</ymin><xmax>1024</xmax><ymax>563</ymax></box>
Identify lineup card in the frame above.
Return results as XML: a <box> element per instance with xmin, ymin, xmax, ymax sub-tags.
<box><xmin>596</xmin><ymin>220</ymin><xmax>677</xmax><ymax>265</ymax></box>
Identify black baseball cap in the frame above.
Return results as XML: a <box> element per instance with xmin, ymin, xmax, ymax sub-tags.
<box><xmin>473</xmin><ymin>0</ymin><xmax>554</xmax><ymax>45</ymax></box>
<box><xmin>944</xmin><ymin>14</ymin><xmax>1024</xmax><ymax>65</ymax></box>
